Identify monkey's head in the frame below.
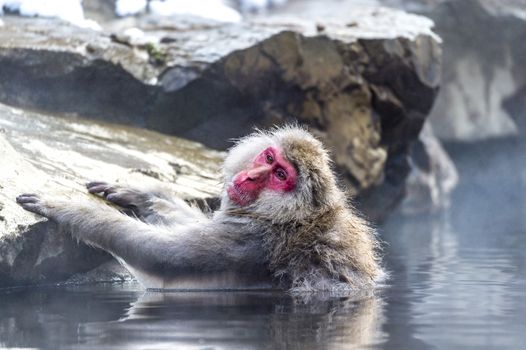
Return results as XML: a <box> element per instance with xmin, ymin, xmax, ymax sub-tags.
<box><xmin>222</xmin><ymin>126</ymin><xmax>343</xmax><ymax>223</ymax></box>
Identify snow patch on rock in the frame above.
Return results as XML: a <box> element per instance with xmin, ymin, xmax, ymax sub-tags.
<box><xmin>0</xmin><ymin>0</ymin><xmax>100</xmax><ymax>30</ymax></box>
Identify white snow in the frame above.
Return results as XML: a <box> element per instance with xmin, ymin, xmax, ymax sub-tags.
<box><xmin>0</xmin><ymin>0</ymin><xmax>100</xmax><ymax>30</ymax></box>
<box><xmin>240</xmin><ymin>0</ymin><xmax>287</xmax><ymax>12</ymax></box>
<box><xmin>115</xmin><ymin>0</ymin><xmax>147</xmax><ymax>17</ymax></box>
<box><xmin>149</xmin><ymin>0</ymin><xmax>242</xmax><ymax>23</ymax></box>
<box><xmin>114</xmin><ymin>0</ymin><xmax>288</xmax><ymax>20</ymax></box>
<box><xmin>0</xmin><ymin>0</ymin><xmax>289</xmax><ymax>27</ymax></box>
<box><xmin>122</xmin><ymin>26</ymin><xmax>159</xmax><ymax>45</ymax></box>
<box><xmin>240</xmin><ymin>0</ymin><xmax>268</xmax><ymax>12</ymax></box>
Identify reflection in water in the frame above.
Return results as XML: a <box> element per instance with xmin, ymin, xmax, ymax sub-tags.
<box><xmin>380</xmin><ymin>137</ymin><xmax>526</xmax><ymax>349</ymax></box>
<box><xmin>0</xmin><ymin>285</ymin><xmax>138</xmax><ymax>349</ymax></box>
<box><xmin>381</xmin><ymin>210</ymin><xmax>526</xmax><ymax>349</ymax></box>
<box><xmin>0</xmin><ymin>287</ymin><xmax>385</xmax><ymax>349</ymax></box>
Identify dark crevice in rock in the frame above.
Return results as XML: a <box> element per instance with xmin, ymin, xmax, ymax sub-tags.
<box><xmin>0</xmin><ymin>49</ymin><xmax>158</xmax><ymax>125</ymax></box>
<box><xmin>4</xmin><ymin>221</ymin><xmax>112</xmax><ymax>287</ymax></box>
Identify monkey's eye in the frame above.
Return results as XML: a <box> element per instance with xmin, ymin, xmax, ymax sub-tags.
<box><xmin>275</xmin><ymin>168</ymin><xmax>287</xmax><ymax>181</ymax></box>
<box><xmin>266</xmin><ymin>154</ymin><xmax>274</xmax><ymax>164</ymax></box>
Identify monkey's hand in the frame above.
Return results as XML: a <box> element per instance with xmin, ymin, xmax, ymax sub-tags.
<box><xmin>16</xmin><ymin>193</ymin><xmax>56</xmax><ymax>219</ymax></box>
<box><xmin>87</xmin><ymin>181</ymin><xmax>149</xmax><ymax>212</ymax></box>
<box><xmin>16</xmin><ymin>191</ymin><xmax>160</xmax><ymax>255</ymax></box>
<box><xmin>86</xmin><ymin>181</ymin><xmax>206</xmax><ymax>226</ymax></box>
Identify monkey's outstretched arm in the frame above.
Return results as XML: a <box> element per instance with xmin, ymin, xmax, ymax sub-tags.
<box><xmin>16</xmin><ymin>194</ymin><xmax>266</xmax><ymax>288</ymax></box>
<box><xmin>86</xmin><ymin>181</ymin><xmax>207</xmax><ymax>226</ymax></box>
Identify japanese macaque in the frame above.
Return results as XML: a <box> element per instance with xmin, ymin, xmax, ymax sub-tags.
<box><xmin>16</xmin><ymin>126</ymin><xmax>384</xmax><ymax>292</ymax></box>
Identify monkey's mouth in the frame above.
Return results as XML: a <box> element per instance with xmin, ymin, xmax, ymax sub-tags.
<box><xmin>227</xmin><ymin>184</ymin><xmax>255</xmax><ymax>206</ymax></box>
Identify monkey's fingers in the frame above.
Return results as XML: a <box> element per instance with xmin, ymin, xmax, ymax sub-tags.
<box><xmin>86</xmin><ymin>181</ymin><xmax>109</xmax><ymax>192</ymax></box>
<box><xmin>86</xmin><ymin>181</ymin><xmax>107</xmax><ymax>188</ymax></box>
<box><xmin>105</xmin><ymin>192</ymin><xmax>139</xmax><ymax>209</ymax></box>
<box><xmin>86</xmin><ymin>181</ymin><xmax>118</xmax><ymax>197</ymax></box>
<box><xmin>16</xmin><ymin>193</ymin><xmax>40</xmax><ymax>203</ymax></box>
<box><xmin>16</xmin><ymin>193</ymin><xmax>48</xmax><ymax>217</ymax></box>
<box><xmin>87</xmin><ymin>182</ymin><xmax>146</xmax><ymax>212</ymax></box>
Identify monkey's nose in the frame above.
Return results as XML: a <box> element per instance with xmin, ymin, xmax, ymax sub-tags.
<box><xmin>247</xmin><ymin>166</ymin><xmax>270</xmax><ymax>181</ymax></box>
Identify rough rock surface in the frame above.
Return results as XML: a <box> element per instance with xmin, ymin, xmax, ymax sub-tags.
<box><xmin>0</xmin><ymin>103</ymin><xmax>223</xmax><ymax>287</ymax></box>
<box><xmin>0</xmin><ymin>11</ymin><xmax>441</xmax><ymax>221</ymax></box>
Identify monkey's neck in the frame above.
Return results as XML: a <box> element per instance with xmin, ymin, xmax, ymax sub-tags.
<box><xmin>263</xmin><ymin>206</ymin><xmax>343</xmax><ymax>274</ymax></box>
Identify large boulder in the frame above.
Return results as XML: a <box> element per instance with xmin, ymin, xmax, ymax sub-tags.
<box><xmin>0</xmin><ymin>10</ymin><xmax>442</xmax><ymax>221</ymax></box>
<box><xmin>0</xmin><ymin>103</ymin><xmax>223</xmax><ymax>287</ymax></box>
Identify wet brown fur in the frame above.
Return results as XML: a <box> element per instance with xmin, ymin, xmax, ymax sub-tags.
<box><xmin>225</xmin><ymin>127</ymin><xmax>383</xmax><ymax>291</ymax></box>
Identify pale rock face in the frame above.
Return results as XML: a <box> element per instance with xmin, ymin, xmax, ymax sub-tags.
<box><xmin>401</xmin><ymin>123</ymin><xmax>459</xmax><ymax>215</ymax></box>
<box><xmin>406</xmin><ymin>0</ymin><xmax>526</xmax><ymax>141</ymax></box>
<box><xmin>429</xmin><ymin>44</ymin><xmax>518</xmax><ymax>141</ymax></box>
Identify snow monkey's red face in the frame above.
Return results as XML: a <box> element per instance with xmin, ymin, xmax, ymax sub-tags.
<box><xmin>227</xmin><ymin>146</ymin><xmax>297</xmax><ymax>206</ymax></box>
